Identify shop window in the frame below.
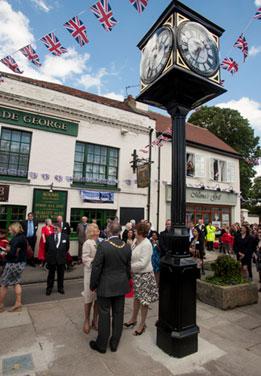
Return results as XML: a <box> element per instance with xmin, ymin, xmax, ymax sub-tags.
<box><xmin>70</xmin><ymin>208</ymin><xmax>116</xmax><ymax>232</ymax></box>
<box><xmin>0</xmin><ymin>128</ymin><xmax>31</xmax><ymax>178</ymax></box>
<box><xmin>186</xmin><ymin>153</ymin><xmax>195</xmax><ymax>177</ymax></box>
<box><xmin>194</xmin><ymin>155</ymin><xmax>205</xmax><ymax>177</ymax></box>
<box><xmin>0</xmin><ymin>205</ymin><xmax>26</xmax><ymax>230</ymax></box>
<box><xmin>226</xmin><ymin>161</ymin><xmax>236</xmax><ymax>183</ymax></box>
<box><xmin>73</xmin><ymin>142</ymin><xmax>119</xmax><ymax>187</ymax></box>
<box><xmin>210</xmin><ymin>159</ymin><xmax>227</xmax><ymax>182</ymax></box>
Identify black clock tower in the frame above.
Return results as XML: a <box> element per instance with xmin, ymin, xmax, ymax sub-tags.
<box><xmin>136</xmin><ymin>1</ymin><xmax>226</xmax><ymax>358</ymax></box>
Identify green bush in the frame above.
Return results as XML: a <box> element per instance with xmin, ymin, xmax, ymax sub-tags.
<box><xmin>206</xmin><ymin>255</ymin><xmax>246</xmax><ymax>286</ymax></box>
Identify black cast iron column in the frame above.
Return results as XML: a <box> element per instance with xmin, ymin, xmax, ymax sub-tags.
<box><xmin>171</xmin><ymin>105</ymin><xmax>186</xmax><ymax>228</ymax></box>
<box><xmin>156</xmin><ymin>104</ymin><xmax>199</xmax><ymax>358</ymax></box>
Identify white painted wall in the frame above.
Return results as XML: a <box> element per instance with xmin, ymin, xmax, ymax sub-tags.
<box><xmin>0</xmin><ymin>77</ymin><xmax>154</xmax><ymax>236</ymax></box>
<box><xmin>150</xmin><ymin>142</ymin><xmax>241</xmax><ymax>231</ymax></box>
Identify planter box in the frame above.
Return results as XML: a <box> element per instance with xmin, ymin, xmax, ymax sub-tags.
<box><xmin>197</xmin><ymin>279</ymin><xmax>258</xmax><ymax>310</ymax></box>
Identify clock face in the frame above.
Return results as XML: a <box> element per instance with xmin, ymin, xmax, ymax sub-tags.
<box><xmin>140</xmin><ymin>26</ymin><xmax>173</xmax><ymax>85</ymax></box>
<box><xmin>177</xmin><ymin>21</ymin><xmax>219</xmax><ymax>77</ymax></box>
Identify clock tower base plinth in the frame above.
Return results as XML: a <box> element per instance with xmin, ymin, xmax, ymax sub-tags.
<box><xmin>156</xmin><ymin>249</ymin><xmax>199</xmax><ymax>358</ymax></box>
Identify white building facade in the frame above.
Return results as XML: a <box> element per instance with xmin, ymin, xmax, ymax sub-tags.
<box><xmin>0</xmin><ymin>74</ymin><xmax>241</xmax><ymax>254</ymax></box>
<box><xmin>148</xmin><ymin>111</ymin><xmax>241</xmax><ymax>231</ymax></box>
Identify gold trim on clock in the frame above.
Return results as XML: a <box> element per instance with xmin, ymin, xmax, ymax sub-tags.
<box><xmin>164</xmin><ymin>14</ymin><xmax>174</xmax><ymax>28</ymax></box>
<box><xmin>176</xmin><ymin>50</ymin><xmax>190</xmax><ymax>71</ymax></box>
<box><xmin>176</xmin><ymin>13</ymin><xmax>189</xmax><ymax>27</ymax></box>
<box><xmin>209</xmin><ymin>71</ymin><xmax>220</xmax><ymax>84</ymax></box>
<box><xmin>164</xmin><ymin>52</ymin><xmax>174</xmax><ymax>72</ymax></box>
<box><xmin>140</xmin><ymin>81</ymin><xmax>147</xmax><ymax>92</ymax></box>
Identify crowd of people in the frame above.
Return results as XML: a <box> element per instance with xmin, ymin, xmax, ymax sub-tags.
<box><xmin>188</xmin><ymin>220</ymin><xmax>261</xmax><ymax>289</ymax></box>
<box><xmin>0</xmin><ymin>213</ymin><xmax>260</xmax><ymax>353</ymax></box>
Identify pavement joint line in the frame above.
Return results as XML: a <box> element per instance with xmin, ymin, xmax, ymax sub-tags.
<box><xmin>23</xmin><ymin>296</ymin><xmax>83</xmax><ymax>308</ymax></box>
<box><xmin>249</xmin><ymin>324</ymin><xmax>261</xmax><ymax>331</ymax></box>
<box><xmin>22</xmin><ymin>277</ymin><xmax>83</xmax><ymax>287</ymax></box>
<box><xmin>245</xmin><ymin>341</ymin><xmax>261</xmax><ymax>351</ymax></box>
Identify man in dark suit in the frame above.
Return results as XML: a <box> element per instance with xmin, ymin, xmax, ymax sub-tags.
<box><xmin>194</xmin><ymin>219</ymin><xmax>206</xmax><ymax>253</ymax></box>
<box><xmin>56</xmin><ymin>215</ymin><xmax>71</xmax><ymax>236</ymax></box>
<box><xmin>90</xmin><ymin>223</ymin><xmax>131</xmax><ymax>353</ymax></box>
<box><xmin>159</xmin><ymin>219</ymin><xmax>172</xmax><ymax>257</ymax></box>
<box><xmin>45</xmin><ymin>224</ymin><xmax>69</xmax><ymax>296</ymax></box>
<box><xmin>21</xmin><ymin>212</ymin><xmax>38</xmax><ymax>266</ymax></box>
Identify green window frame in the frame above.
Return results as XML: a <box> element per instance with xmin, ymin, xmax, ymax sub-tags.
<box><xmin>70</xmin><ymin>208</ymin><xmax>116</xmax><ymax>238</ymax></box>
<box><xmin>0</xmin><ymin>205</ymin><xmax>27</xmax><ymax>231</ymax></box>
<box><xmin>73</xmin><ymin>142</ymin><xmax>119</xmax><ymax>188</ymax></box>
<box><xmin>0</xmin><ymin>127</ymin><xmax>32</xmax><ymax>178</ymax></box>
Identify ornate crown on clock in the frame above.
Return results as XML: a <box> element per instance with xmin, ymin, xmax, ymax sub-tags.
<box><xmin>137</xmin><ymin>0</ymin><xmax>226</xmax><ymax>110</ymax></box>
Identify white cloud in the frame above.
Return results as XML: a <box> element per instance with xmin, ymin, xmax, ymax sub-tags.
<box><xmin>40</xmin><ymin>48</ymin><xmax>90</xmax><ymax>82</ymax></box>
<box><xmin>255</xmin><ymin>0</ymin><xmax>261</xmax><ymax>7</ymax></box>
<box><xmin>249</xmin><ymin>46</ymin><xmax>261</xmax><ymax>57</ymax></box>
<box><xmin>30</xmin><ymin>0</ymin><xmax>52</xmax><ymax>12</ymax></box>
<box><xmin>0</xmin><ymin>1</ymin><xmax>34</xmax><ymax>55</ymax></box>
<box><xmin>0</xmin><ymin>1</ymin><xmax>109</xmax><ymax>91</ymax></box>
<box><xmin>78</xmin><ymin>68</ymin><xmax>108</xmax><ymax>94</ymax></box>
<box><xmin>103</xmin><ymin>92</ymin><xmax>124</xmax><ymax>101</ymax></box>
<box><xmin>216</xmin><ymin>97</ymin><xmax>261</xmax><ymax>134</ymax></box>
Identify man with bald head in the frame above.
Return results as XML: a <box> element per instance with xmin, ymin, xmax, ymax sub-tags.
<box><xmin>90</xmin><ymin>223</ymin><xmax>131</xmax><ymax>354</ymax></box>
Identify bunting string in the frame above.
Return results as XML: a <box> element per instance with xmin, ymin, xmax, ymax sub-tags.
<box><xmin>0</xmin><ymin>2</ymin><xmax>259</xmax><ymax>85</ymax></box>
<box><xmin>0</xmin><ymin>0</ymin><xmax>149</xmax><ymax>75</ymax></box>
<box><xmin>221</xmin><ymin>6</ymin><xmax>261</xmax><ymax>77</ymax></box>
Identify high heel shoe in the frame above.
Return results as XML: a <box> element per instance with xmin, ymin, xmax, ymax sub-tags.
<box><xmin>8</xmin><ymin>305</ymin><xmax>22</xmax><ymax>313</ymax></box>
<box><xmin>133</xmin><ymin>325</ymin><xmax>146</xmax><ymax>336</ymax></box>
<box><xmin>123</xmin><ymin>321</ymin><xmax>137</xmax><ymax>328</ymax></box>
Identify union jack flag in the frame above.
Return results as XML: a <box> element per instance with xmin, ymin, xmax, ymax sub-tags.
<box><xmin>129</xmin><ymin>0</ymin><xmax>148</xmax><ymax>14</ymax></box>
<box><xmin>221</xmin><ymin>57</ymin><xmax>239</xmax><ymax>75</ymax></box>
<box><xmin>254</xmin><ymin>7</ymin><xmax>261</xmax><ymax>19</ymax></box>
<box><xmin>64</xmin><ymin>16</ymin><xmax>89</xmax><ymax>47</ymax></box>
<box><xmin>0</xmin><ymin>55</ymin><xmax>23</xmax><ymax>74</ymax></box>
<box><xmin>90</xmin><ymin>0</ymin><xmax>118</xmax><ymax>32</ymax></box>
<box><xmin>19</xmin><ymin>44</ymin><xmax>41</xmax><ymax>66</ymax></box>
<box><xmin>41</xmin><ymin>33</ymin><xmax>67</xmax><ymax>56</ymax></box>
<box><xmin>234</xmin><ymin>34</ymin><xmax>248</xmax><ymax>62</ymax></box>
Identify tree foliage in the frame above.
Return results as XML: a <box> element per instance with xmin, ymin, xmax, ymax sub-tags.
<box><xmin>248</xmin><ymin>176</ymin><xmax>261</xmax><ymax>217</ymax></box>
<box><xmin>188</xmin><ymin>106</ymin><xmax>261</xmax><ymax>199</ymax></box>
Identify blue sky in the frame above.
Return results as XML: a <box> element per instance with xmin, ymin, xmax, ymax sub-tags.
<box><xmin>1</xmin><ymin>0</ymin><xmax>261</xmax><ymax>173</ymax></box>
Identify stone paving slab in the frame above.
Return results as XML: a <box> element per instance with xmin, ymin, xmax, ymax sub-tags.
<box><xmin>1</xmin><ymin>265</ymin><xmax>261</xmax><ymax>376</ymax></box>
<box><xmin>21</xmin><ymin>264</ymin><xmax>83</xmax><ymax>285</ymax></box>
<box><xmin>0</xmin><ymin>309</ymin><xmax>31</xmax><ymax>329</ymax></box>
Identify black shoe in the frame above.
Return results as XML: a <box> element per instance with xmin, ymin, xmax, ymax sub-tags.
<box><xmin>46</xmin><ymin>288</ymin><xmax>52</xmax><ymax>296</ymax></box>
<box><xmin>109</xmin><ymin>340</ymin><xmax>117</xmax><ymax>352</ymax></box>
<box><xmin>89</xmin><ymin>341</ymin><xmax>106</xmax><ymax>354</ymax></box>
<box><xmin>58</xmin><ymin>289</ymin><xmax>64</xmax><ymax>294</ymax></box>
<box><xmin>123</xmin><ymin>321</ymin><xmax>137</xmax><ymax>328</ymax></box>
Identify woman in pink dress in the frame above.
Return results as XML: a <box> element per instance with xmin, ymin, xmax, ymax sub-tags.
<box><xmin>38</xmin><ymin>219</ymin><xmax>54</xmax><ymax>266</ymax></box>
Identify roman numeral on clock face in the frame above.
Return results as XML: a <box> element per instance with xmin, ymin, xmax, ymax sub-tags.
<box><xmin>177</xmin><ymin>21</ymin><xmax>219</xmax><ymax>77</ymax></box>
